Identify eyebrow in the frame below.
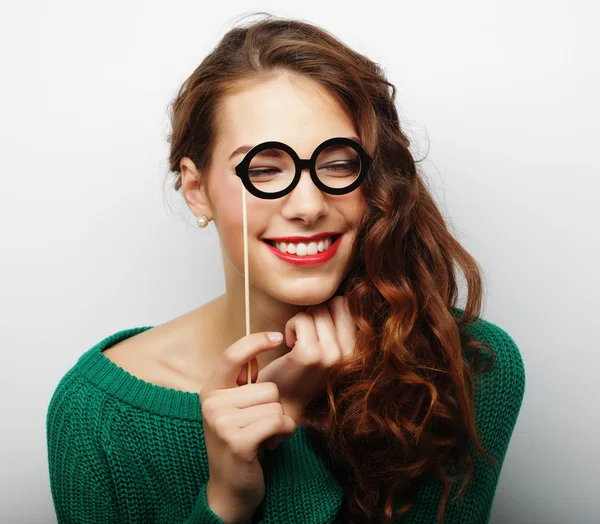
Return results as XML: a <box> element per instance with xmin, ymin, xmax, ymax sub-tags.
<box><xmin>228</xmin><ymin>135</ymin><xmax>362</xmax><ymax>161</ymax></box>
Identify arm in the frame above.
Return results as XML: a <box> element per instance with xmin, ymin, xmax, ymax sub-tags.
<box><xmin>395</xmin><ymin>320</ymin><xmax>526</xmax><ymax>523</ymax></box>
<box><xmin>47</xmin><ymin>466</ymin><xmax>225</xmax><ymax>524</ymax></box>
<box><xmin>436</xmin><ymin>321</ymin><xmax>526</xmax><ymax>523</ymax></box>
<box><xmin>46</xmin><ymin>381</ymin><xmax>229</xmax><ymax>524</ymax></box>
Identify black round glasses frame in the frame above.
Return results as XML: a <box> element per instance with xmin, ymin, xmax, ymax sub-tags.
<box><xmin>234</xmin><ymin>137</ymin><xmax>372</xmax><ymax>200</ymax></box>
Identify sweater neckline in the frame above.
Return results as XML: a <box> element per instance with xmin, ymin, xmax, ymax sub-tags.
<box><xmin>73</xmin><ymin>313</ymin><xmax>468</xmax><ymax>423</ymax></box>
<box><xmin>75</xmin><ymin>326</ymin><xmax>203</xmax><ymax>421</ymax></box>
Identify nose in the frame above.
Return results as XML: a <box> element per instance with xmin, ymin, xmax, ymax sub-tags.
<box><xmin>281</xmin><ymin>167</ymin><xmax>328</xmax><ymax>223</ymax></box>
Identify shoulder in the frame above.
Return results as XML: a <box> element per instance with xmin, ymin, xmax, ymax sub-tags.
<box><xmin>103</xmin><ymin>298</ymin><xmax>222</xmax><ymax>372</ymax></box>
<box><xmin>46</xmin><ymin>326</ymin><xmax>154</xmax><ymax>424</ymax></box>
<box><xmin>46</xmin><ymin>323</ymin><xmax>166</xmax><ymax>427</ymax></box>
<box><xmin>452</xmin><ymin>308</ymin><xmax>526</xmax><ymax>445</ymax></box>
<box><xmin>48</xmin><ymin>301</ymin><xmax>220</xmax><ymax>418</ymax></box>
<box><xmin>46</xmin><ymin>351</ymin><xmax>118</xmax><ymax>457</ymax></box>
<box><xmin>452</xmin><ymin>306</ymin><xmax>526</xmax><ymax>384</ymax></box>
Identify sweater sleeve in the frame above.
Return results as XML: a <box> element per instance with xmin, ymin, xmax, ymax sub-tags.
<box><xmin>395</xmin><ymin>318</ymin><xmax>526</xmax><ymax>524</ymax></box>
<box><xmin>46</xmin><ymin>373</ymin><xmax>226</xmax><ymax>524</ymax></box>
<box><xmin>443</xmin><ymin>320</ymin><xmax>527</xmax><ymax>523</ymax></box>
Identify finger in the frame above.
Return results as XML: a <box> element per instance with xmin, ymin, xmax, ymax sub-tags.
<box><xmin>307</xmin><ymin>304</ymin><xmax>342</xmax><ymax>365</ymax></box>
<box><xmin>207</xmin><ymin>381</ymin><xmax>281</xmax><ymax>409</ymax></box>
<box><xmin>328</xmin><ymin>295</ymin><xmax>358</xmax><ymax>358</ymax></box>
<box><xmin>239</xmin><ymin>415</ymin><xmax>297</xmax><ymax>454</ymax></box>
<box><xmin>206</xmin><ymin>332</ymin><xmax>283</xmax><ymax>393</ymax></box>
<box><xmin>284</xmin><ymin>312</ymin><xmax>320</xmax><ymax>365</ymax></box>
<box><xmin>218</xmin><ymin>402</ymin><xmax>285</xmax><ymax>429</ymax></box>
<box><xmin>284</xmin><ymin>311</ymin><xmax>314</xmax><ymax>349</ymax></box>
<box><xmin>236</xmin><ymin>356</ymin><xmax>259</xmax><ymax>386</ymax></box>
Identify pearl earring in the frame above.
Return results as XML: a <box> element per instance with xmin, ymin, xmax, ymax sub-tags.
<box><xmin>197</xmin><ymin>216</ymin><xmax>209</xmax><ymax>228</ymax></box>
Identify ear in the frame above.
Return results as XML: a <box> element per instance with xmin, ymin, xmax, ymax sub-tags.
<box><xmin>180</xmin><ymin>156</ymin><xmax>213</xmax><ymax>221</ymax></box>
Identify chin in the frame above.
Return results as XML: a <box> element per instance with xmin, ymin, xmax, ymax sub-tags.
<box><xmin>269</xmin><ymin>280</ymin><xmax>341</xmax><ymax>307</ymax></box>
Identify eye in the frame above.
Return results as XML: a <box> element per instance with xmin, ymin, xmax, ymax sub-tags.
<box><xmin>248</xmin><ymin>168</ymin><xmax>280</xmax><ymax>178</ymax></box>
<box><xmin>318</xmin><ymin>161</ymin><xmax>360</xmax><ymax>174</ymax></box>
<box><xmin>328</xmin><ymin>162</ymin><xmax>358</xmax><ymax>170</ymax></box>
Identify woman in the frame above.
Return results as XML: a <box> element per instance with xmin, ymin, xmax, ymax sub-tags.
<box><xmin>46</xmin><ymin>14</ymin><xmax>526</xmax><ymax>524</ymax></box>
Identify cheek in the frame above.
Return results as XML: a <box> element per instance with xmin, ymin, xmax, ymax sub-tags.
<box><xmin>212</xmin><ymin>176</ymin><xmax>256</xmax><ymax>230</ymax></box>
<box><xmin>217</xmin><ymin>195</ymin><xmax>272</xmax><ymax>254</ymax></box>
<box><xmin>340</xmin><ymin>193</ymin><xmax>366</xmax><ymax>226</ymax></box>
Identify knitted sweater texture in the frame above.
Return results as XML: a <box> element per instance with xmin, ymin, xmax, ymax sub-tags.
<box><xmin>46</xmin><ymin>309</ymin><xmax>525</xmax><ymax>523</ymax></box>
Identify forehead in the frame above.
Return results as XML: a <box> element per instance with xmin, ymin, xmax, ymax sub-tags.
<box><xmin>218</xmin><ymin>73</ymin><xmax>356</xmax><ymax>156</ymax></box>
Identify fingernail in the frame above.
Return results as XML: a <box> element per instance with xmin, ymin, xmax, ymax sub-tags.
<box><xmin>268</xmin><ymin>332</ymin><xmax>283</xmax><ymax>342</ymax></box>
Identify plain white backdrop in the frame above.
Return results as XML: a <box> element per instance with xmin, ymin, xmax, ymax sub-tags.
<box><xmin>1</xmin><ymin>1</ymin><xmax>598</xmax><ymax>522</ymax></box>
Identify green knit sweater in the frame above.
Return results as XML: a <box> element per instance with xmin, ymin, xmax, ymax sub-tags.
<box><xmin>46</xmin><ymin>309</ymin><xmax>525</xmax><ymax>523</ymax></box>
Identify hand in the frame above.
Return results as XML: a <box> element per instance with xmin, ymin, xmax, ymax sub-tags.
<box><xmin>256</xmin><ymin>295</ymin><xmax>357</xmax><ymax>448</ymax></box>
<box><xmin>200</xmin><ymin>332</ymin><xmax>297</xmax><ymax>519</ymax></box>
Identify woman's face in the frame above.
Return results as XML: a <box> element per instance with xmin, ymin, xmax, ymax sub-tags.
<box><xmin>183</xmin><ymin>72</ymin><xmax>365</xmax><ymax>307</ymax></box>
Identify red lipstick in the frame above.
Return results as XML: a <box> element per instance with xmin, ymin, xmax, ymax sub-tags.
<box><xmin>262</xmin><ymin>234</ymin><xmax>343</xmax><ymax>266</ymax></box>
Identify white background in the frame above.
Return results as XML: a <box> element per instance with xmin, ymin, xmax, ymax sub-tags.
<box><xmin>1</xmin><ymin>1</ymin><xmax>598</xmax><ymax>523</ymax></box>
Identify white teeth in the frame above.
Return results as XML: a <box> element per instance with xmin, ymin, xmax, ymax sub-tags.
<box><xmin>274</xmin><ymin>236</ymin><xmax>334</xmax><ymax>255</ymax></box>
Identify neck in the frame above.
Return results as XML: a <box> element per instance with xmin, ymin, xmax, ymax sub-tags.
<box><xmin>207</xmin><ymin>251</ymin><xmax>334</xmax><ymax>371</ymax></box>
<box><xmin>213</xmin><ymin>283</ymin><xmax>307</xmax><ymax>370</ymax></box>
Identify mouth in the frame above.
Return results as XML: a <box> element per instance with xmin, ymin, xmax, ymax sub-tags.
<box><xmin>261</xmin><ymin>233</ymin><xmax>342</xmax><ymax>248</ymax></box>
<box><xmin>261</xmin><ymin>233</ymin><xmax>344</xmax><ymax>266</ymax></box>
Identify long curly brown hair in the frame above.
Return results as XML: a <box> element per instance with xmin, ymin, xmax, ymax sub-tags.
<box><xmin>166</xmin><ymin>13</ymin><xmax>497</xmax><ymax>523</ymax></box>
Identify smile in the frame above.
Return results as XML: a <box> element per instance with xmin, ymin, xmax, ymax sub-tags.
<box><xmin>262</xmin><ymin>234</ymin><xmax>343</xmax><ymax>266</ymax></box>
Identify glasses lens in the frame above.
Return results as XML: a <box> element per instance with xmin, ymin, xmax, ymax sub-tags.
<box><xmin>247</xmin><ymin>148</ymin><xmax>295</xmax><ymax>194</ymax></box>
<box><xmin>315</xmin><ymin>144</ymin><xmax>361</xmax><ymax>189</ymax></box>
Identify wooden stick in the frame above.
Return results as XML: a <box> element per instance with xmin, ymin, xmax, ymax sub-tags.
<box><xmin>242</xmin><ymin>188</ymin><xmax>252</xmax><ymax>384</ymax></box>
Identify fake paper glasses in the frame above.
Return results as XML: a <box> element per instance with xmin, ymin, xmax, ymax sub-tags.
<box><xmin>234</xmin><ymin>136</ymin><xmax>372</xmax><ymax>199</ymax></box>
